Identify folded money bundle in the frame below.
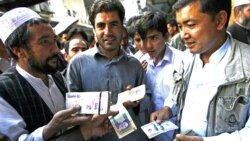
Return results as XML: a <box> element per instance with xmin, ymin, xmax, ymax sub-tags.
<box><xmin>108</xmin><ymin>85</ymin><xmax>146</xmax><ymax>139</ymax></box>
<box><xmin>141</xmin><ymin>120</ymin><xmax>178</xmax><ymax>139</ymax></box>
<box><xmin>109</xmin><ymin>104</ymin><xmax>137</xmax><ymax>139</ymax></box>
<box><xmin>66</xmin><ymin>91</ymin><xmax>111</xmax><ymax>115</ymax></box>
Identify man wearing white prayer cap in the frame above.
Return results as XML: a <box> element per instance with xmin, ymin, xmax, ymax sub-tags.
<box><xmin>0</xmin><ymin>7</ymin><xmax>117</xmax><ymax>141</ymax></box>
<box><xmin>228</xmin><ymin>0</ymin><xmax>250</xmax><ymax>44</ymax></box>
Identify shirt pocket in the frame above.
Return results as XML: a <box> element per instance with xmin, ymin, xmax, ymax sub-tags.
<box><xmin>215</xmin><ymin>94</ymin><xmax>249</xmax><ymax>134</ymax></box>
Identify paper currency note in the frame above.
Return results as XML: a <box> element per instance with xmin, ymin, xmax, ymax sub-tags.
<box><xmin>66</xmin><ymin>91</ymin><xmax>110</xmax><ymax>115</ymax></box>
<box><xmin>109</xmin><ymin>104</ymin><xmax>137</xmax><ymax>139</ymax></box>
<box><xmin>117</xmin><ymin>84</ymin><xmax>145</xmax><ymax>104</ymax></box>
<box><xmin>141</xmin><ymin>120</ymin><xmax>178</xmax><ymax>139</ymax></box>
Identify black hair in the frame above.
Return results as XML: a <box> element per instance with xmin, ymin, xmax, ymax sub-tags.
<box><xmin>67</xmin><ymin>27</ymin><xmax>88</xmax><ymax>42</ymax></box>
<box><xmin>126</xmin><ymin>15</ymin><xmax>142</xmax><ymax>38</ymax></box>
<box><xmin>167</xmin><ymin>18</ymin><xmax>178</xmax><ymax>28</ymax></box>
<box><xmin>137</xmin><ymin>11</ymin><xmax>167</xmax><ymax>40</ymax></box>
<box><xmin>173</xmin><ymin>0</ymin><xmax>231</xmax><ymax>28</ymax></box>
<box><xmin>89</xmin><ymin>0</ymin><xmax>125</xmax><ymax>28</ymax></box>
<box><xmin>64</xmin><ymin>41</ymin><xmax>70</xmax><ymax>54</ymax></box>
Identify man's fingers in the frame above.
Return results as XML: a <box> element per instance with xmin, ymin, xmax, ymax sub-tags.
<box><xmin>108</xmin><ymin>110</ymin><xmax>119</xmax><ymax>117</ymax></box>
<box><xmin>175</xmin><ymin>134</ymin><xmax>203</xmax><ymax>141</ymax></box>
<box><xmin>150</xmin><ymin>112</ymin><xmax>158</xmax><ymax>122</ymax></box>
<box><xmin>150</xmin><ymin>111</ymin><xmax>163</xmax><ymax>123</ymax></box>
<box><xmin>60</xmin><ymin>105</ymin><xmax>81</xmax><ymax>117</ymax></box>
<box><xmin>126</xmin><ymin>85</ymin><xmax>133</xmax><ymax>90</ymax></box>
<box><xmin>176</xmin><ymin>134</ymin><xmax>184</xmax><ymax>140</ymax></box>
<box><xmin>74</xmin><ymin>114</ymin><xmax>92</xmax><ymax>123</ymax></box>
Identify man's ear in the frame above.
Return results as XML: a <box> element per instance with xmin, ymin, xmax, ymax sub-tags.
<box><xmin>216</xmin><ymin>10</ymin><xmax>227</xmax><ymax>30</ymax></box>
<box><xmin>234</xmin><ymin>8</ymin><xmax>243</xmax><ymax>22</ymax></box>
<box><xmin>11</xmin><ymin>47</ymin><xmax>26</xmax><ymax>59</ymax></box>
<box><xmin>64</xmin><ymin>53</ymin><xmax>69</xmax><ymax>61</ymax></box>
<box><xmin>92</xmin><ymin>28</ymin><xmax>98</xmax><ymax>41</ymax></box>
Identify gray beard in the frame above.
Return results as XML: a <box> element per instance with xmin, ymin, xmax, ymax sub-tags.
<box><xmin>239</xmin><ymin>16</ymin><xmax>250</xmax><ymax>30</ymax></box>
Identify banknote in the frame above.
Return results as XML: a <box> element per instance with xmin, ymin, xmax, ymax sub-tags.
<box><xmin>66</xmin><ymin>91</ymin><xmax>111</xmax><ymax>115</ymax></box>
<box><xmin>117</xmin><ymin>84</ymin><xmax>145</xmax><ymax>104</ymax></box>
<box><xmin>109</xmin><ymin>104</ymin><xmax>137</xmax><ymax>139</ymax></box>
<box><xmin>141</xmin><ymin>120</ymin><xmax>178</xmax><ymax>139</ymax></box>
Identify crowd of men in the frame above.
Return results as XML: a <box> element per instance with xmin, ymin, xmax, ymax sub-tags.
<box><xmin>0</xmin><ymin>0</ymin><xmax>249</xmax><ymax>141</ymax></box>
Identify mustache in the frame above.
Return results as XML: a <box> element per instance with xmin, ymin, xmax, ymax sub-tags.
<box><xmin>47</xmin><ymin>53</ymin><xmax>60</xmax><ymax>61</ymax></box>
<box><xmin>103</xmin><ymin>35</ymin><xmax>115</xmax><ymax>40</ymax></box>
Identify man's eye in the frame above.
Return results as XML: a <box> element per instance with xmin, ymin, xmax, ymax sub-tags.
<box><xmin>187</xmin><ymin>24</ymin><xmax>195</xmax><ymax>28</ymax></box>
<box><xmin>40</xmin><ymin>39</ymin><xmax>49</xmax><ymax>44</ymax></box>
<box><xmin>150</xmin><ymin>35</ymin><xmax>158</xmax><ymax>41</ymax></box>
<box><xmin>96</xmin><ymin>24</ymin><xmax>105</xmax><ymax>29</ymax></box>
<box><xmin>110</xmin><ymin>22</ymin><xmax>118</xmax><ymax>27</ymax></box>
<box><xmin>72</xmin><ymin>48</ymin><xmax>79</xmax><ymax>52</ymax></box>
<box><xmin>39</xmin><ymin>37</ymin><xmax>57</xmax><ymax>46</ymax></box>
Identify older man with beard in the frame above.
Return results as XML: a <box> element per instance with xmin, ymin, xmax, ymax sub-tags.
<box><xmin>0</xmin><ymin>7</ymin><xmax>117</xmax><ymax>141</ymax></box>
<box><xmin>228</xmin><ymin>0</ymin><xmax>250</xmax><ymax>45</ymax></box>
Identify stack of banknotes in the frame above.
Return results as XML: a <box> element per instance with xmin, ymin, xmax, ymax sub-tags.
<box><xmin>66</xmin><ymin>85</ymin><xmax>178</xmax><ymax>139</ymax></box>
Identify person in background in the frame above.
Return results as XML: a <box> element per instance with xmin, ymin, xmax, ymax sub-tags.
<box><xmin>64</xmin><ymin>38</ymin><xmax>88</xmax><ymax>62</ymax></box>
<box><xmin>63</xmin><ymin>26</ymin><xmax>90</xmax><ymax>62</ymax></box>
<box><xmin>228</xmin><ymin>0</ymin><xmax>250</xmax><ymax>45</ymax></box>
<box><xmin>66</xmin><ymin>0</ymin><xmax>149</xmax><ymax>141</ymax></box>
<box><xmin>169</xmin><ymin>33</ymin><xmax>187</xmax><ymax>51</ymax></box>
<box><xmin>127</xmin><ymin>15</ymin><xmax>146</xmax><ymax>58</ymax></box>
<box><xmin>61</xmin><ymin>27</ymin><xmax>90</xmax><ymax>76</ymax></box>
<box><xmin>127</xmin><ymin>15</ymin><xmax>148</xmax><ymax>71</ymax></box>
<box><xmin>88</xmin><ymin>34</ymin><xmax>96</xmax><ymax>48</ymax></box>
<box><xmin>61</xmin><ymin>38</ymin><xmax>88</xmax><ymax>77</ymax></box>
<box><xmin>137</xmin><ymin>11</ymin><xmax>187</xmax><ymax>141</ymax></box>
<box><xmin>59</xmin><ymin>31</ymin><xmax>68</xmax><ymax>44</ymax></box>
<box><xmin>67</xmin><ymin>27</ymin><xmax>89</xmax><ymax>46</ymax></box>
<box><xmin>167</xmin><ymin>18</ymin><xmax>186</xmax><ymax>51</ymax></box>
<box><xmin>0</xmin><ymin>7</ymin><xmax>117</xmax><ymax>141</ymax></box>
<box><xmin>121</xmin><ymin>27</ymin><xmax>137</xmax><ymax>55</ymax></box>
<box><xmin>151</xmin><ymin>0</ymin><xmax>250</xmax><ymax>141</ymax></box>
<box><xmin>167</xmin><ymin>18</ymin><xmax>179</xmax><ymax>41</ymax></box>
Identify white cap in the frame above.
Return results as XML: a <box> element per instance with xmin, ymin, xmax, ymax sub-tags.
<box><xmin>234</xmin><ymin>0</ymin><xmax>250</xmax><ymax>7</ymax></box>
<box><xmin>0</xmin><ymin>7</ymin><xmax>40</xmax><ymax>43</ymax></box>
<box><xmin>53</xmin><ymin>16</ymin><xmax>78</xmax><ymax>35</ymax></box>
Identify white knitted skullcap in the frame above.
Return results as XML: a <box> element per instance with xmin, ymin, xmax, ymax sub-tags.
<box><xmin>234</xmin><ymin>0</ymin><xmax>250</xmax><ymax>7</ymax></box>
<box><xmin>0</xmin><ymin>7</ymin><xmax>41</xmax><ymax>43</ymax></box>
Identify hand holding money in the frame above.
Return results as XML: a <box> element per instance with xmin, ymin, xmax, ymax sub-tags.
<box><xmin>66</xmin><ymin>91</ymin><xmax>111</xmax><ymax>115</ymax></box>
<box><xmin>123</xmin><ymin>100</ymin><xmax>140</xmax><ymax>109</ymax></box>
<box><xmin>141</xmin><ymin>120</ymin><xmax>178</xmax><ymax>139</ymax></box>
<box><xmin>117</xmin><ymin>84</ymin><xmax>146</xmax><ymax>105</ymax></box>
<box><xmin>43</xmin><ymin>106</ymin><xmax>92</xmax><ymax>140</ymax></box>
<box><xmin>174</xmin><ymin>130</ymin><xmax>202</xmax><ymax>141</ymax></box>
<box><xmin>80</xmin><ymin>110</ymin><xmax>119</xmax><ymax>140</ymax></box>
<box><xmin>150</xmin><ymin>106</ymin><xmax>173</xmax><ymax>123</ymax></box>
<box><xmin>109</xmin><ymin>104</ymin><xmax>137</xmax><ymax>139</ymax></box>
<box><xmin>122</xmin><ymin>85</ymin><xmax>141</xmax><ymax>108</ymax></box>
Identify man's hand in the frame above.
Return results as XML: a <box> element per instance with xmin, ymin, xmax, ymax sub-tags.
<box><xmin>123</xmin><ymin>100</ymin><xmax>140</xmax><ymax>109</ymax></box>
<box><xmin>80</xmin><ymin>111</ymin><xmax>119</xmax><ymax>140</ymax></box>
<box><xmin>122</xmin><ymin>85</ymin><xmax>140</xmax><ymax>109</ymax></box>
<box><xmin>175</xmin><ymin>134</ymin><xmax>203</xmax><ymax>141</ymax></box>
<box><xmin>43</xmin><ymin>105</ymin><xmax>92</xmax><ymax>140</ymax></box>
<box><xmin>150</xmin><ymin>106</ymin><xmax>172</xmax><ymax>123</ymax></box>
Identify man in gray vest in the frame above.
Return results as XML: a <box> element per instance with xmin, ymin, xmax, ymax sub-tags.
<box><xmin>151</xmin><ymin>0</ymin><xmax>250</xmax><ymax>141</ymax></box>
